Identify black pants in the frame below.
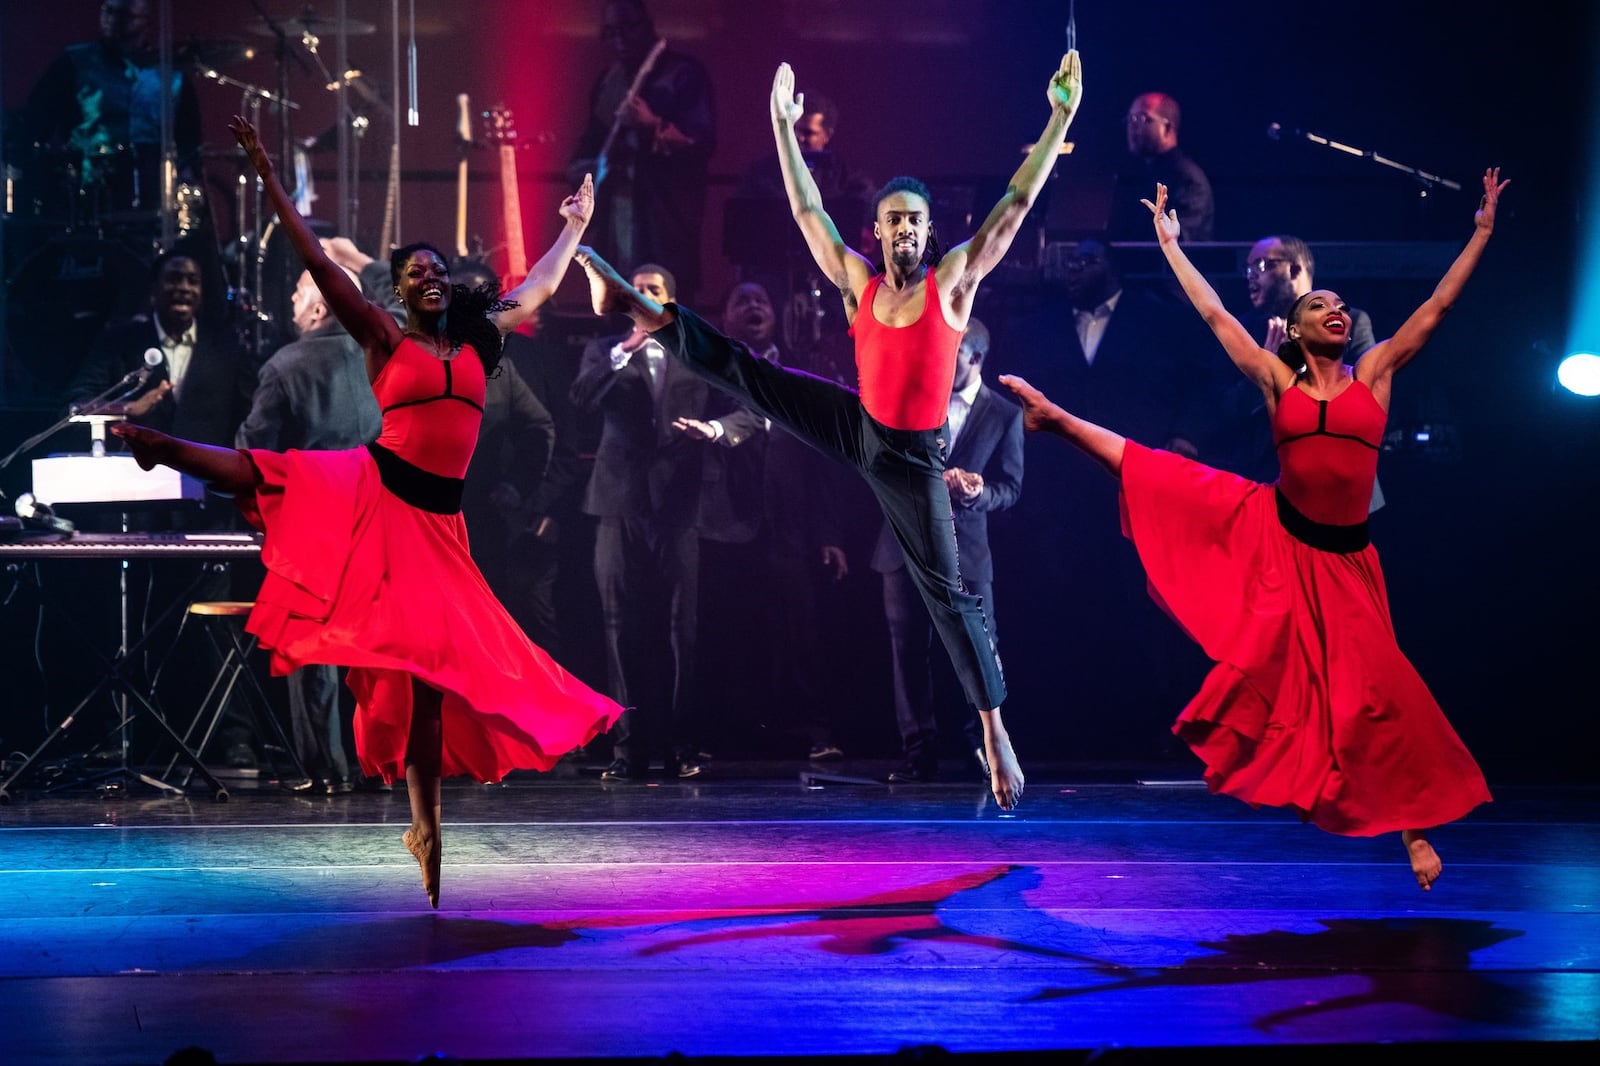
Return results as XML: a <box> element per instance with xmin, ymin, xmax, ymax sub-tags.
<box><xmin>285</xmin><ymin>664</ymin><xmax>350</xmax><ymax>784</ymax></box>
<box><xmin>883</xmin><ymin>565</ymin><xmax>990</xmax><ymax>766</ymax></box>
<box><xmin>657</xmin><ymin>306</ymin><xmax>1005</xmax><ymax>711</ymax></box>
<box><xmin>593</xmin><ymin>514</ymin><xmax>700</xmax><ymax>764</ymax></box>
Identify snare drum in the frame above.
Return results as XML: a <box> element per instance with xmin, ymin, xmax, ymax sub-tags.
<box><xmin>4</xmin><ymin>237</ymin><xmax>150</xmax><ymax>403</ymax></box>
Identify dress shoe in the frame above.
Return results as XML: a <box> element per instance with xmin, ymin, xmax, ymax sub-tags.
<box><xmin>601</xmin><ymin>758</ymin><xmax>643</xmax><ymax>781</ymax></box>
<box><xmin>887</xmin><ymin>761</ymin><xmax>937</xmax><ymax>783</ymax></box>
<box><xmin>808</xmin><ymin>742</ymin><xmax>845</xmax><ymax>761</ymax></box>
<box><xmin>974</xmin><ymin>747</ymin><xmax>993</xmax><ymax>781</ymax></box>
<box><xmin>671</xmin><ymin>758</ymin><xmax>705</xmax><ymax>779</ymax></box>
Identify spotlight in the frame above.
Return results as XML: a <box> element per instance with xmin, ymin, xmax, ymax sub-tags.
<box><xmin>1556</xmin><ymin>352</ymin><xmax>1600</xmax><ymax>397</ymax></box>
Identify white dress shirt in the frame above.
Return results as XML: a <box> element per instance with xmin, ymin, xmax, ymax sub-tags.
<box><xmin>155</xmin><ymin>317</ymin><xmax>198</xmax><ymax>397</ymax></box>
<box><xmin>947</xmin><ymin>375</ymin><xmax>983</xmax><ymax>448</ymax></box>
<box><xmin>1073</xmin><ymin>289</ymin><xmax>1122</xmax><ymax>366</ymax></box>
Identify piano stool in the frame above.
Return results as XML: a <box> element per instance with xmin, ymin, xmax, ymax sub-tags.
<box><xmin>164</xmin><ymin>601</ymin><xmax>312</xmax><ymax>792</ymax></box>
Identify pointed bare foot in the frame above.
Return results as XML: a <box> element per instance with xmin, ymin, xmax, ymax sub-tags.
<box><xmin>574</xmin><ymin>245</ymin><xmax>673</xmax><ymax>330</ymax></box>
<box><xmin>107</xmin><ymin>421</ymin><xmax>175</xmax><ymax>471</ymax></box>
<box><xmin>986</xmin><ymin>733</ymin><xmax>1025</xmax><ymax>811</ymax></box>
<box><xmin>402</xmin><ymin>826</ymin><xmax>441</xmax><ymax>909</ymax></box>
<box><xmin>1402</xmin><ymin>829</ymin><xmax>1441</xmax><ymax>891</ymax></box>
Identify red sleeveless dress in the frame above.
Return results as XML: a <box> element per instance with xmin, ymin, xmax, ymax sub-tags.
<box><xmin>234</xmin><ymin>336</ymin><xmax>622</xmax><ymax>783</ymax></box>
<box><xmin>1118</xmin><ymin>381</ymin><xmax>1490</xmax><ymax>836</ymax></box>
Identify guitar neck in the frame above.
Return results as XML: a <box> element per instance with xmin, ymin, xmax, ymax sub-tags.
<box><xmin>455</xmin><ymin>158</ymin><xmax>469</xmax><ymax>259</ymax></box>
<box><xmin>499</xmin><ymin>144</ymin><xmax>528</xmax><ymax>281</ymax></box>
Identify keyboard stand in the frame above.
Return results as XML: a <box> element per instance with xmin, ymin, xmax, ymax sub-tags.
<box><xmin>0</xmin><ymin>544</ymin><xmax>235</xmax><ymax>804</ymax></box>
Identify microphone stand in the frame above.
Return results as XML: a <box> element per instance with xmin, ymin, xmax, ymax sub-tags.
<box><xmin>1267</xmin><ymin>123</ymin><xmax>1463</xmax><ymax>192</ymax></box>
<box><xmin>0</xmin><ymin>371</ymin><xmax>149</xmax><ymax>497</ymax></box>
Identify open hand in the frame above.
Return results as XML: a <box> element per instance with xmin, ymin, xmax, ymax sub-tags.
<box><xmin>227</xmin><ymin>114</ymin><xmax>272</xmax><ymax>177</ymax></box>
<box><xmin>672</xmin><ymin>417</ymin><xmax>718</xmax><ymax>441</ymax></box>
<box><xmin>561</xmin><ymin>173</ymin><xmax>595</xmax><ymax>227</ymax></box>
<box><xmin>1475</xmin><ymin>166</ymin><xmax>1510</xmax><ymax>231</ymax></box>
<box><xmin>1048</xmin><ymin>49</ymin><xmax>1083</xmax><ymax>116</ymax></box>
<box><xmin>997</xmin><ymin>373</ymin><xmax>1058</xmax><ymax>434</ymax></box>
<box><xmin>771</xmin><ymin>63</ymin><xmax>804</xmax><ymax>127</ymax></box>
<box><xmin>1140</xmin><ymin>183</ymin><xmax>1181</xmax><ymax>244</ymax></box>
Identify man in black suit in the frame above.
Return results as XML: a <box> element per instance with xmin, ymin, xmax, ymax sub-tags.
<box><xmin>872</xmin><ymin>318</ymin><xmax>1023</xmax><ymax>783</ymax></box>
<box><xmin>694</xmin><ymin>281</ymin><xmax>853</xmax><ymax>760</ymax></box>
<box><xmin>571</xmin><ymin>263</ymin><xmax>762</xmax><ymax>780</ymax></box>
<box><xmin>67</xmin><ymin>250</ymin><xmax>256</xmax><ymax>451</ymax></box>
<box><xmin>996</xmin><ymin>241</ymin><xmax>1208</xmax><ymax>759</ymax></box>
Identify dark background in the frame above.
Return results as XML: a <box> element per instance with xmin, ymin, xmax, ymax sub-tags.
<box><xmin>2</xmin><ymin>1</ymin><xmax>1596</xmax><ymax>782</ymax></box>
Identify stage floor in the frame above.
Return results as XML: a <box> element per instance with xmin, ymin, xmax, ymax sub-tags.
<box><xmin>2</xmin><ymin>759</ymin><xmax>1597</xmax><ymax>1065</ymax></box>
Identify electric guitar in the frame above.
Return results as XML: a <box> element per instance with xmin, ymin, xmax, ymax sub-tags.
<box><xmin>483</xmin><ymin>105</ymin><xmax>528</xmax><ymax>285</ymax></box>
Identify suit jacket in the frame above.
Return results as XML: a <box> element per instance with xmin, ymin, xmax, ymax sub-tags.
<box><xmin>871</xmin><ymin>381</ymin><xmax>1024</xmax><ymax>586</ymax></box>
<box><xmin>570</xmin><ymin>330</ymin><xmax>762</xmax><ymax>530</ymax></box>
<box><xmin>235</xmin><ymin>319</ymin><xmax>380</xmax><ymax>452</ymax></box>
<box><xmin>69</xmin><ymin>314</ymin><xmax>256</xmax><ymax>449</ymax></box>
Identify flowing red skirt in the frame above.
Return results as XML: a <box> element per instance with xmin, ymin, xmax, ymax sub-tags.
<box><xmin>1118</xmin><ymin>442</ymin><xmax>1490</xmax><ymax>836</ymax></box>
<box><xmin>234</xmin><ymin>447</ymin><xmax>621</xmax><ymax>784</ymax></box>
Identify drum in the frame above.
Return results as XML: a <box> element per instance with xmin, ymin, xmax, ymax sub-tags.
<box><xmin>3</xmin><ymin>236</ymin><xmax>151</xmax><ymax>404</ymax></box>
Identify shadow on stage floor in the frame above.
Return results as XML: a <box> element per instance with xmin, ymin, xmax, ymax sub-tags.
<box><xmin>2</xmin><ymin>760</ymin><xmax>1596</xmax><ymax>1066</ymax></box>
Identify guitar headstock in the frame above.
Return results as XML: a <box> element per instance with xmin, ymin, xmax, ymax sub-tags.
<box><xmin>482</xmin><ymin>105</ymin><xmax>518</xmax><ymax>147</ymax></box>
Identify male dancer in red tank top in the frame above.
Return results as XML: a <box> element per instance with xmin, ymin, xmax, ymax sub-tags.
<box><xmin>573</xmin><ymin>53</ymin><xmax>1082</xmax><ymax>810</ymax></box>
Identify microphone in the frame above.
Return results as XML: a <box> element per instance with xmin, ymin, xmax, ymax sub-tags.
<box><xmin>15</xmin><ymin>493</ymin><xmax>76</xmax><ymax>535</ymax></box>
<box><xmin>141</xmin><ymin>347</ymin><xmax>165</xmax><ymax>383</ymax></box>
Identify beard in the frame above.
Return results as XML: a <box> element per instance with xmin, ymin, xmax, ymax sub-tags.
<box><xmin>889</xmin><ymin>245</ymin><xmax>921</xmax><ymax>270</ymax></box>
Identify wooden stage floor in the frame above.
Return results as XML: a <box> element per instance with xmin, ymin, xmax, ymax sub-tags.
<box><xmin>2</xmin><ymin>758</ymin><xmax>1596</xmax><ymax>1065</ymax></box>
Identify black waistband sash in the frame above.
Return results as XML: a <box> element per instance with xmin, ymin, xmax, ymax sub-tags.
<box><xmin>1274</xmin><ymin>486</ymin><xmax>1370</xmax><ymax>553</ymax></box>
<box><xmin>365</xmin><ymin>442</ymin><xmax>464</xmax><ymax>515</ymax></box>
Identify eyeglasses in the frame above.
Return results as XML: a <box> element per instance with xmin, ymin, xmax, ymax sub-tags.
<box><xmin>1125</xmin><ymin>112</ymin><xmax>1166</xmax><ymax>128</ymax></box>
<box><xmin>1243</xmin><ymin>257</ymin><xmax>1290</xmax><ymax>278</ymax></box>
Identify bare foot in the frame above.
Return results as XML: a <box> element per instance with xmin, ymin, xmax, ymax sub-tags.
<box><xmin>1402</xmin><ymin>829</ymin><xmax>1441</xmax><ymax>891</ymax></box>
<box><xmin>986</xmin><ymin>733</ymin><xmax>1025</xmax><ymax>811</ymax></box>
<box><xmin>574</xmin><ymin>245</ymin><xmax>673</xmax><ymax>330</ymax></box>
<box><xmin>107</xmin><ymin>421</ymin><xmax>174</xmax><ymax>471</ymax></box>
<box><xmin>402</xmin><ymin>825</ymin><xmax>441</xmax><ymax>909</ymax></box>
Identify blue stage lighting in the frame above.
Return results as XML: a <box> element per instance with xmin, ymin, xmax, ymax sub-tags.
<box><xmin>1557</xmin><ymin>353</ymin><xmax>1600</xmax><ymax>397</ymax></box>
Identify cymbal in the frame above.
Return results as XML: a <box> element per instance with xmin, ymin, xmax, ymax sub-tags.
<box><xmin>246</xmin><ymin>12</ymin><xmax>376</xmax><ymax>38</ymax></box>
<box><xmin>177</xmin><ymin>38</ymin><xmax>258</xmax><ymax>69</ymax></box>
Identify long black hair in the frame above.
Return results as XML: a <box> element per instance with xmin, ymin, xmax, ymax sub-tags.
<box><xmin>389</xmin><ymin>241</ymin><xmax>510</xmax><ymax>375</ymax></box>
<box><xmin>871</xmin><ymin>176</ymin><xmax>945</xmax><ymax>269</ymax></box>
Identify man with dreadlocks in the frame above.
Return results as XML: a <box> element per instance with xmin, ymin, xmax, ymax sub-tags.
<box><xmin>571</xmin><ymin>53</ymin><xmax>1083</xmax><ymax>812</ymax></box>
<box><xmin>111</xmin><ymin>115</ymin><xmax>622</xmax><ymax>911</ymax></box>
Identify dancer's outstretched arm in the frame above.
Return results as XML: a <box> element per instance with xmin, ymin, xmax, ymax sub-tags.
<box><xmin>491</xmin><ymin>174</ymin><xmax>595</xmax><ymax>334</ymax></box>
<box><xmin>1143</xmin><ymin>183</ymin><xmax>1295</xmax><ymax>400</ymax></box>
<box><xmin>939</xmin><ymin>51</ymin><xmax>1082</xmax><ymax>313</ymax></box>
<box><xmin>769</xmin><ymin>64</ymin><xmax>876</xmax><ymax>312</ymax></box>
<box><xmin>228</xmin><ymin>116</ymin><xmax>398</xmax><ymax>364</ymax></box>
<box><xmin>1356</xmin><ymin>167</ymin><xmax>1508</xmax><ymax>398</ymax></box>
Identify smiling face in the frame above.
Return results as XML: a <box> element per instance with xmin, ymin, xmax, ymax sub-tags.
<box><xmin>874</xmin><ymin>191</ymin><xmax>930</xmax><ymax>273</ymax></box>
<box><xmin>397</xmin><ymin>249</ymin><xmax>452</xmax><ymax>316</ymax></box>
<box><xmin>1288</xmin><ymin>290</ymin><xmax>1352</xmax><ymax>350</ymax></box>
<box><xmin>153</xmin><ymin>255</ymin><xmax>202</xmax><ymax>334</ymax></box>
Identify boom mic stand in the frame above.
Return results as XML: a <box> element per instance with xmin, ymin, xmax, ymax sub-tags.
<box><xmin>1267</xmin><ymin>122</ymin><xmax>1464</xmax><ymax>193</ymax></box>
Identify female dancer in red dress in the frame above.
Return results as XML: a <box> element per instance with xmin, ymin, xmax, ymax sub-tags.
<box><xmin>112</xmin><ymin>117</ymin><xmax>622</xmax><ymax>908</ymax></box>
<box><xmin>999</xmin><ymin>169</ymin><xmax>1507</xmax><ymax>890</ymax></box>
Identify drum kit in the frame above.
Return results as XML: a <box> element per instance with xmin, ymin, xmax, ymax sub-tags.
<box><xmin>3</xmin><ymin>7</ymin><xmax>381</xmax><ymax>403</ymax></box>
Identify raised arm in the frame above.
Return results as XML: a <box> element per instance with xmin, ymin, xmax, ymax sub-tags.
<box><xmin>1144</xmin><ymin>183</ymin><xmax>1294</xmax><ymax>397</ymax></box>
<box><xmin>1356</xmin><ymin>168</ymin><xmax>1509</xmax><ymax>395</ymax></box>
<box><xmin>492</xmin><ymin>174</ymin><xmax>595</xmax><ymax>335</ymax></box>
<box><xmin>770</xmin><ymin>64</ymin><xmax>875</xmax><ymax>306</ymax></box>
<box><xmin>938</xmin><ymin>51</ymin><xmax>1082</xmax><ymax>305</ymax></box>
<box><xmin>228</xmin><ymin>116</ymin><xmax>396</xmax><ymax>355</ymax></box>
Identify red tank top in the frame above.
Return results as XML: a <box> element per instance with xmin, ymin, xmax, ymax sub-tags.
<box><xmin>1272</xmin><ymin>381</ymin><xmax>1385</xmax><ymax>527</ymax></box>
<box><xmin>371</xmin><ymin>336</ymin><xmax>487</xmax><ymax>479</ymax></box>
<box><xmin>850</xmin><ymin>270</ymin><xmax>963</xmax><ymax>430</ymax></box>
